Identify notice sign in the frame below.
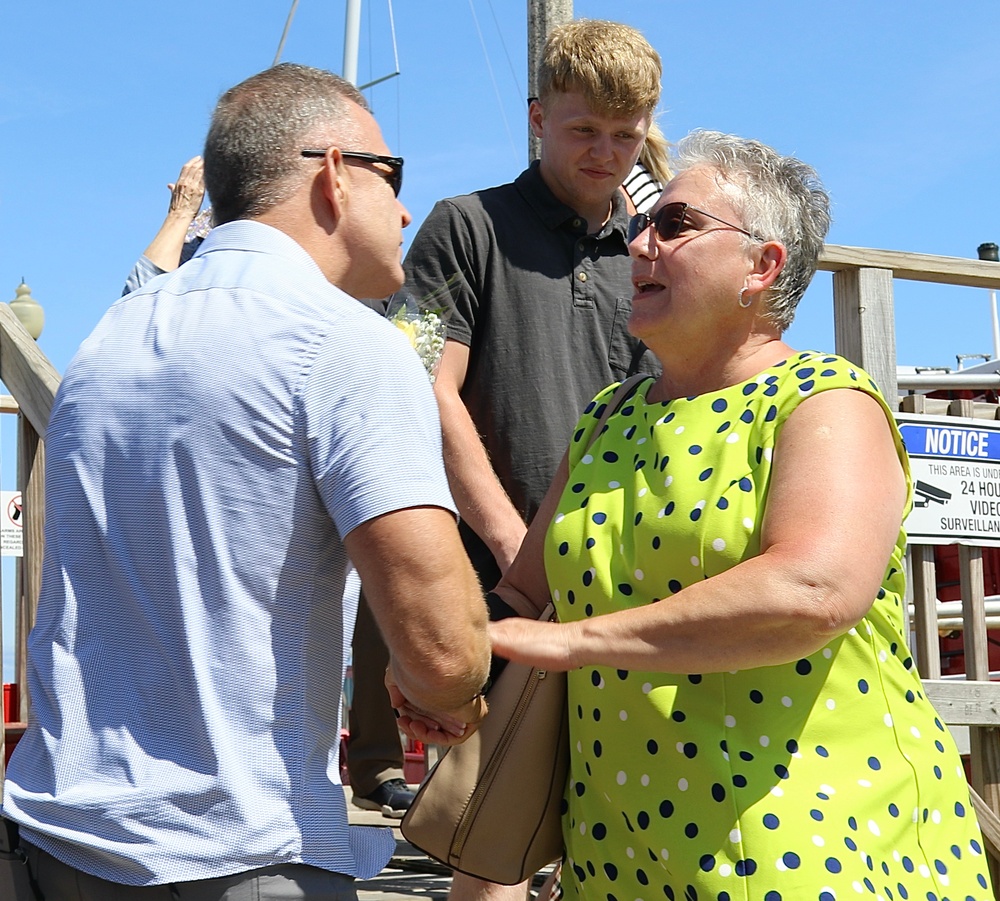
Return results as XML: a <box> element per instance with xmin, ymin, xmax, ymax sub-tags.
<box><xmin>897</xmin><ymin>414</ymin><xmax>1000</xmax><ymax>545</ymax></box>
<box><xmin>1</xmin><ymin>490</ymin><xmax>23</xmax><ymax>557</ymax></box>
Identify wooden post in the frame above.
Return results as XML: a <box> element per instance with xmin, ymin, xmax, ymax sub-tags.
<box><xmin>832</xmin><ymin>266</ymin><xmax>897</xmax><ymax>405</ymax></box>
<box><xmin>909</xmin><ymin>545</ymin><xmax>942</xmax><ymax>679</ymax></box>
<box><xmin>899</xmin><ymin>396</ymin><xmax>942</xmax><ymax>678</ymax></box>
<box><xmin>960</xmin><ymin>541</ymin><xmax>1000</xmax><ymax>893</ymax></box>
<box><xmin>527</xmin><ymin>0</ymin><xmax>572</xmax><ymax>161</ymax></box>
<box><xmin>960</xmin><ymin>545</ymin><xmax>990</xmax><ymax>683</ymax></box>
<box><xmin>15</xmin><ymin>413</ymin><xmax>44</xmax><ymax>723</ymax></box>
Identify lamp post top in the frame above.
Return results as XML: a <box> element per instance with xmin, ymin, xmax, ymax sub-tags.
<box><xmin>9</xmin><ymin>279</ymin><xmax>44</xmax><ymax>340</ymax></box>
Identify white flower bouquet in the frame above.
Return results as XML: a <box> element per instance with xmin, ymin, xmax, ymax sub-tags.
<box><xmin>386</xmin><ymin>294</ymin><xmax>447</xmax><ymax>383</ymax></box>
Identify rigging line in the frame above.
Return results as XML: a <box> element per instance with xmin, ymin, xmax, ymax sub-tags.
<box><xmin>483</xmin><ymin>0</ymin><xmax>525</xmax><ymax>102</ymax></box>
<box><xmin>386</xmin><ymin>0</ymin><xmax>400</xmax><ymax>82</ymax></box>
<box><xmin>357</xmin><ymin>0</ymin><xmax>401</xmax><ymax>91</ymax></box>
<box><xmin>391</xmin><ymin>0</ymin><xmax>401</xmax><ymax>151</ymax></box>
<box><xmin>366</xmin><ymin>0</ymin><xmax>373</xmax><ymax>90</ymax></box>
<box><xmin>467</xmin><ymin>0</ymin><xmax>520</xmax><ymax>166</ymax></box>
<box><xmin>387</xmin><ymin>0</ymin><xmax>401</xmax><ymax>147</ymax></box>
<box><xmin>273</xmin><ymin>0</ymin><xmax>300</xmax><ymax>66</ymax></box>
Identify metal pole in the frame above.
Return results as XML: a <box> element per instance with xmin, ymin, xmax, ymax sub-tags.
<box><xmin>990</xmin><ymin>291</ymin><xmax>1000</xmax><ymax>362</ymax></box>
<box><xmin>272</xmin><ymin>0</ymin><xmax>300</xmax><ymax>66</ymax></box>
<box><xmin>344</xmin><ymin>0</ymin><xmax>362</xmax><ymax>86</ymax></box>
<box><xmin>977</xmin><ymin>243</ymin><xmax>1000</xmax><ymax>361</ymax></box>
<box><xmin>526</xmin><ymin>0</ymin><xmax>572</xmax><ymax>161</ymax></box>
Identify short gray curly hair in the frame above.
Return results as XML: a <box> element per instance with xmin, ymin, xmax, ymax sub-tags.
<box><xmin>672</xmin><ymin>130</ymin><xmax>831</xmax><ymax>332</ymax></box>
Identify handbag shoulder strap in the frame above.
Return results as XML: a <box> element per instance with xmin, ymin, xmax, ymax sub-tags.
<box><xmin>585</xmin><ymin>373</ymin><xmax>648</xmax><ymax>452</ymax></box>
<box><xmin>488</xmin><ymin>374</ymin><xmax>650</xmax><ymax>621</ymax></box>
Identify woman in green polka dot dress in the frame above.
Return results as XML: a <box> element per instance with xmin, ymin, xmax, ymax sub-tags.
<box><xmin>488</xmin><ymin>131</ymin><xmax>993</xmax><ymax>901</ymax></box>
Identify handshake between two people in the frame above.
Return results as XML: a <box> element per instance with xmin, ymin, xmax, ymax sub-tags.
<box><xmin>385</xmin><ymin>665</ymin><xmax>489</xmax><ymax>747</ymax></box>
<box><xmin>385</xmin><ymin>613</ymin><xmax>574</xmax><ymax>747</ymax></box>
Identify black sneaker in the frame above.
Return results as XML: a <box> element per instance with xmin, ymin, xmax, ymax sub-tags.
<box><xmin>351</xmin><ymin>778</ymin><xmax>415</xmax><ymax>819</ymax></box>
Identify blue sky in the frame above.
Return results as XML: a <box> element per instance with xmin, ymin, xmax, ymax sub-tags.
<box><xmin>2</xmin><ymin>0</ymin><xmax>1000</xmax><ymax>677</ymax></box>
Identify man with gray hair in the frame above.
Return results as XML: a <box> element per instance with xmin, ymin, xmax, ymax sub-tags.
<box><xmin>2</xmin><ymin>63</ymin><xmax>491</xmax><ymax>900</ymax></box>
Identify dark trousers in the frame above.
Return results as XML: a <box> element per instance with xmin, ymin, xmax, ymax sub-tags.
<box><xmin>346</xmin><ymin>591</ymin><xmax>405</xmax><ymax>795</ymax></box>
<box><xmin>23</xmin><ymin>841</ymin><xmax>357</xmax><ymax>901</ymax></box>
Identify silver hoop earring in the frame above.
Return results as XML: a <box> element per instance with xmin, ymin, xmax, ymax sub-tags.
<box><xmin>738</xmin><ymin>288</ymin><xmax>752</xmax><ymax>308</ymax></box>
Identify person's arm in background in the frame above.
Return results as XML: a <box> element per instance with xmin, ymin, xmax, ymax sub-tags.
<box><xmin>143</xmin><ymin>156</ymin><xmax>205</xmax><ymax>271</ymax></box>
<box><xmin>433</xmin><ymin>340</ymin><xmax>528</xmax><ymax>574</ymax></box>
<box><xmin>123</xmin><ymin>157</ymin><xmax>206</xmax><ymax>296</ymax></box>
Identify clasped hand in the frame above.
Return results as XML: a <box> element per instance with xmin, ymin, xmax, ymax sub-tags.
<box><xmin>383</xmin><ymin>618</ymin><xmax>574</xmax><ymax>746</ymax></box>
<box><xmin>384</xmin><ymin>669</ymin><xmax>489</xmax><ymax>748</ymax></box>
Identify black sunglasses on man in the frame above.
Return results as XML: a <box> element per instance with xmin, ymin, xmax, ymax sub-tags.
<box><xmin>300</xmin><ymin>149</ymin><xmax>404</xmax><ymax>197</ymax></box>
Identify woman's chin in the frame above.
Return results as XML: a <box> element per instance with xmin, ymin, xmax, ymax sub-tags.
<box><xmin>627</xmin><ymin>302</ymin><xmax>665</xmax><ymax>342</ymax></box>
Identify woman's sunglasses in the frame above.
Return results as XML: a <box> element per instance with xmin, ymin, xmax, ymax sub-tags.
<box><xmin>627</xmin><ymin>202</ymin><xmax>759</xmax><ymax>244</ymax></box>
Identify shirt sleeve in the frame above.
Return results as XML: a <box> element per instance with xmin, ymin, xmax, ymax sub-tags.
<box><xmin>621</xmin><ymin>163</ymin><xmax>663</xmax><ymax>215</ymax></box>
<box><xmin>122</xmin><ymin>255</ymin><xmax>167</xmax><ymax>296</ymax></box>
<box><xmin>302</xmin><ymin>314</ymin><xmax>457</xmax><ymax>538</ymax></box>
<box><xmin>402</xmin><ymin>198</ymin><xmax>483</xmax><ymax>347</ymax></box>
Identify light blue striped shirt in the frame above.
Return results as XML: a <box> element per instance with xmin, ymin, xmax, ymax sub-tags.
<box><xmin>3</xmin><ymin>221</ymin><xmax>455</xmax><ymax>885</ymax></box>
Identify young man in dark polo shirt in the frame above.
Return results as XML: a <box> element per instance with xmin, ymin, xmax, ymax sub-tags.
<box><xmin>404</xmin><ymin>19</ymin><xmax>662</xmax><ymax>600</ymax></box>
<box><xmin>403</xmin><ymin>25</ymin><xmax>661</xmax><ymax>898</ymax></box>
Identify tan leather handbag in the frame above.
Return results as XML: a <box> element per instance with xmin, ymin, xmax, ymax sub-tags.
<box><xmin>400</xmin><ymin>375</ymin><xmax>648</xmax><ymax>885</ymax></box>
<box><xmin>401</xmin><ymin>601</ymin><xmax>568</xmax><ymax>884</ymax></box>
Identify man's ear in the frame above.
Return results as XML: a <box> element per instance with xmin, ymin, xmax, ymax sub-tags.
<box><xmin>319</xmin><ymin>148</ymin><xmax>348</xmax><ymax>222</ymax></box>
<box><xmin>528</xmin><ymin>98</ymin><xmax>544</xmax><ymax>139</ymax></box>
<box><xmin>746</xmin><ymin>241</ymin><xmax>786</xmax><ymax>295</ymax></box>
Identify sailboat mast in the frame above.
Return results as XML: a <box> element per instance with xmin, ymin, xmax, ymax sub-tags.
<box><xmin>343</xmin><ymin>0</ymin><xmax>362</xmax><ymax>85</ymax></box>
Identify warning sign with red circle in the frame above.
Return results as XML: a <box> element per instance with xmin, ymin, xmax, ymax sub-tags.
<box><xmin>1</xmin><ymin>490</ymin><xmax>23</xmax><ymax>557</ymax></box>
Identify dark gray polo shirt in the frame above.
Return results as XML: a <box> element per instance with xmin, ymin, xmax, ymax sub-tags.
<box><xmin>402</xmin><ymin>161</ymin><xmax>658</xmax><ymax>586</ymax></box>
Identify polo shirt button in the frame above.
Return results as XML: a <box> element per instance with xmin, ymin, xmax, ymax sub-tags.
<box><xmin>573</xmin><ymin>218</ymin><xmax>583</xmax><ymax>228</ymax></box>
<box><xmin>578</xmin><ymin>272</ymin><xmax>588</xmax><ymax>283</ymax></box>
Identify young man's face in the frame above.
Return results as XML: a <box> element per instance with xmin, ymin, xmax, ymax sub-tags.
<box><xmin>530</xmin><ymin>90</ymin><xmax>649</xmax><ymax>221</ymax></box>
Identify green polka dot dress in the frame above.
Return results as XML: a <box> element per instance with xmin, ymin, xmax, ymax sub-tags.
<box><xmin>545</xmin><ymin>352</ymin><xmax>993</xmax><ymax>901</ymax></box>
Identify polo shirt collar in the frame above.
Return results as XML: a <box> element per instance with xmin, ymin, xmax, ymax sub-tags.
<box><xmin>514</xmin><ymin>161</ymin><xmax>630</xmax><ymax>241</ymax></box>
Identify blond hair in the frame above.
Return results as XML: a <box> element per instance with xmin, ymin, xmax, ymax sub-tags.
<box><xmin>537</xmin><ymin>19</ymin><xmax>661</xmax><ymax>118</ymax></box>
<box><xmin>640</xmin><ymin>119</ymin><xmax>673</xmax><ymax>184</ymax></box>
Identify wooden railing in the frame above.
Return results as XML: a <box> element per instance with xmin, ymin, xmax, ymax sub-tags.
<box><xmin>1</xmin><ymin>247</ymin><xmax>1000</xmax><ymax>890</ymax></box>
<box><xmin>820</xmin><ymin>244</ymin><xmax>1000</xmax><ymax>891</ymax></box>
<box><xmin>0</xmin><ymin>301</ymin><xmax>59</xmax><ymax>781</ymax></box>
<box><xmin>818</xmin><ymin>243</ymin><xmax>1000</xmax><ymax>404</ymax></box>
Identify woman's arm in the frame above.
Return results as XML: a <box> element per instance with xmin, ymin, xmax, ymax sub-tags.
<box><xmin>490</xmin><ymin>387</ymin><xmax>908</xmax><ymax>673</ymax></box>
<box><xmin>142</xmin><ymin>156</ymin><xmax>206</xmax><ymax>272</ymax></box>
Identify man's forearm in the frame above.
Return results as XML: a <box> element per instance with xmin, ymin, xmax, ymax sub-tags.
<box><xmin>345</xmin><ymin>507</ymin><xmax>491</xmax><ymax>716</ymax></box>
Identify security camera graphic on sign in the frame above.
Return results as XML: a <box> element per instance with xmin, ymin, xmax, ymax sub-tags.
<box><xmin>913</xmin><ymin>480</ymin><xmax>951</xmax><ymax>508</ymax></box>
